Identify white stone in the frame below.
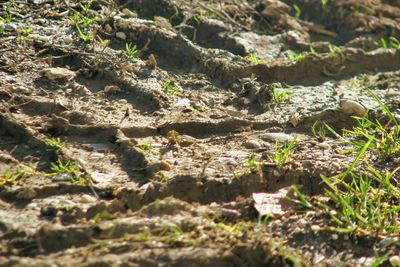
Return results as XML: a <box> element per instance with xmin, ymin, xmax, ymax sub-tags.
<box><xmin>44</xmin><ymin>67</ymin><xmax>76</xmax><ymax>80</ymax></box>
<box><xmin>116</xmin><ymin>31</ymin><xmax>127</xmax><ymax>40</ymax></box>
<box><xmin>262</xmin><ymin>132</ymin><xmax>295</xmax><ymax>143</ymax></box>
<box><xmin>340</xmin><ymin>99</ymin><xmax>366</xmax><ymax>117</ymax></box>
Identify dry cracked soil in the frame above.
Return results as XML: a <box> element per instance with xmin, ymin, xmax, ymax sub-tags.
<box><xmin>1</xmin><ymin>0</ymin><xmax>400</xmax><ymax>266</ymax></box>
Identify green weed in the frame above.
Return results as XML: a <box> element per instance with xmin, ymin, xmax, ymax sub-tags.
<box><xmin>125</xmin><ymin>42</ymin><xmax>139</xmax><ymax>57</ymax></box>
<box><xmin>76</xmin><ymin>25</ymin><xmax>94</xmax><ymax>42</ymax></box>
<box><xmin>321</xmin><ymin>0</ymin><xmax>329</xmax><ymax>10</ymax></box>
<box><xmin>45</xmin><ymin>137</ymin><xmax>65</xmax><ymax>151</ymax></box>
<box><xmin>322</xmin><ymin>159</ymin><xmax>400</xmax><ymax>235</ymax></box>
<box><xmin>376</xmin><ymin>36</ymin><xmax>400</xmax><ymax>49</ymax></box>
<box><xmin>244</xmin><ymin>154</ymin><xmax>265</xmax><ymax>181</ymax></box>
<box><xmin>328</xmin><ymin>45</ymin><xmax>344</xmax><ymax>57</ymax></box>
<box><xmin>272</xmin><ymin>242</ymin><xmax>302</xmax><ymax>267</ymax></box>
<box><xmin>293</xmin><ymin>4</ymin><xmax>301</xmax><ymax>19</ymax></box>
<box><xmin>80</xmin><ymin>0</ymin><xmax>94</xmax><ymax>14</ymax></box>
<box><xmin>285</xmin><ymin>186</ymin><xmax>313</xmax><ymax>209</ymax></box>
<box><xmin>272</xmin><ymin>136</ymin><xmax>297</xmax><ymax>166</ymax></box>
<box><xmin>69</xmin><ymin>13</ymin><xmax>99</xmax><ymax>29</ymax></box>
<box><xmin>0</xmin><ymin>163</ymin><xmax>37</xmax><ymax>185</ymax></box>
<box><xmin>1</xmin><ymin>170</ymin><xmax>24</xmax><ymax>185</ymax></box>
<box><xmin>343</xmin><ymin>91</ymin><xmax>400</xmax><ymax>160</ymax></box>
<box><xmin>318</xmin><ymin>93</ymin><xmax>400</xmax><ymax>236</ymax></box>
<box><xmin>129</xmin><ymin>228</ymin><xmax>151</xmax><ymax>242</ymax></box>
<box><xmin>311</xmin><ymin>120</ymin><xmax>327</xmax><ymax>138</ymax></box>
<box><xmin>17</xmin><ymin>27</ymin><xmax>32</xmax><ymax>44</ymax></box>
<box><xmin>50</xmin><ymin>159</ymin><xmax>85</xmax><ymax>184</ymax></box>
<box><xmin>287</xmin><ymin>50</ymin><xmax>307</xmax><ymax>62</ymax></box>
<box><xmin>138</xmin><ymin>141</ymin><xmax>153</xmax><ymax>151</ymax></box>
<box><xmin>69</xmin><ymin>0</ymin><xmax>99</xmax><ymax>43</ymax></box>
<box><xmin>272</xmin><ymin>89</ymin><xmax>290</xmax><ymax>103</ymax></box>
<box><xmin>0</xmin><ymin>12</ymin><xmax>12</xmax><ymax>24</ymax></box>
<box><xmin>245</xmin><ymin>155</ymin><xmax>257</xmax><ymax>168</ymax></box>
<box><xmin>164</xmin><ymin>80</ymin><xmax>182</xmax><ymax>95</ymax></box>
<box><xmin>309</xmin><ymin>45</ymin><xmax>317</xmax><ymax>55</ymax></box>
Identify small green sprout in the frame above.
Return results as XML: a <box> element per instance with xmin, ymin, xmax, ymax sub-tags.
<box><xmin>246</xmin><ymin>53</ymin><xmax>263</xmax><ymax>65</ymax></box>
<box><xmin>311</xmin><ymin>121</ymin><xmax>326</xmax><ymax>138</ymax></box>
<box><xmin>245</xmin><ymin>155</ymin><xmax>257</xmax><ymax>168</ymax></box>
<box><xmin>164</xmin><ymin>80</ymin><xmax>182</xmax><ymax>95</ymax></box>
<box><xmin>76</xmin><ymin>25</ymin><xmax>94</xmax><ymax>42</ymax></box>
<box><xmin>284</xmin><ymin>186</ymin><xmax>312</xmax><ymax>209</ymax></box>
<box><xmin>309</xmin><ymin>45</ymin><xmax>317</xmax><ymax>55</ymax></box>
<box><xmin>272</xmin><ymin>89</ymin><xmax>290</xmax><ymax>103</ymax></box>
<box><xmin>272</xmin><ymin>136</ymin><xmax>297</xmax><ymax>166</ymax></box>
<box><xmin>125</xmin><ymin>42</ymin><xmax>139</xmax><ymax>57</ymax></box>
<box><xmin>328</xmin><ymin>45</ymin><xmax>343</xmax><ymax>56</ymax></box>
<box><xmin>17</xmin><ymin>27</ymin><xmax>32</xmax><ymax>44</ymax></box>
<box><xmin>137</xmin><ymin>141</ymin><xmax>154</xmax><ymax>152</ymax></box>
<box><xmin>45</xmin><ymin>137</ymin><xmax>65</xmax><ymax>151</ymax></box>
<box><xmin>1</xmin><ymin>171</ymin><xmax>24</xmax><ymax>185</ymax></box>
<box><xmin>0</xmin><ymin>12</ymin><xmax>12</xmax><ymax>24</ymax></box>
<box><xmin>376</xmin><ymin>36</ymin><xmax>400</xmax><ymax>49</ymax></box>
<box><xmin>293</xmin><ymin>4</ymin><xmax>301</xmax><ymax>19</ymax></box>
<box><xmin>80</xmin><ymin>0</ymin><xmax>94</xmax><ymax>14</ymax></box>
<box><xmin>50</xmin><ymin>160</ymin><xmax>85</xmax><ymax>184</ymax></box>
<box><xmin>321</xmin><ymin>0</ymin><xmax>329</xmax><ymax>10</ymax></box>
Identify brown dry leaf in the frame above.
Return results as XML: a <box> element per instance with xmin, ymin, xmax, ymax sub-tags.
<box><xmin>253</xmin><ymin>187</ymin><xmax>297</xmax><ymax>216</ymax></box>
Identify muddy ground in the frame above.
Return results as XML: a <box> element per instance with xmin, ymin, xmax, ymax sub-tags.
<box><xmin>0</xmin><ymin>0</ymin><xmax>400</xmax><ymax>266</ymax></box>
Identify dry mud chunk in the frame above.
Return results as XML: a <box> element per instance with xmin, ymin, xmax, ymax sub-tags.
<box><xmin>262</xmin><ymin>132</ymin><xmax>294</xmax><ymax>142</ymax></box>
<box><xmin>15</xmin><ymin>187</ymin><xmax>37</xmax><ymax>200</ymax></box>
<box><xmin>44</xmin><ymin>68</ymin><xmax>76</xmax><ymax>81</ymax></box>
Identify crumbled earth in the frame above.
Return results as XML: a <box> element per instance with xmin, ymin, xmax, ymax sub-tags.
<box><xmin>0</xmin><ymin>0</ymin><xmax>400</xmax><ymax>266</ymax></box>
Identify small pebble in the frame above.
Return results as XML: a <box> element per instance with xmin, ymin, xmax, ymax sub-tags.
<box><xmin>161</xmin><ymin>160</ymin><xmax>171</xmax><ymax>171</ymax></box>
<box><xmin>4</xmin><ymin>23</ymin><xmax>17</xmax><ymax>31</ymax></box>
<box><xmin>52</xmin><ymin>173</ymin><xmax>71</xmax><ymax>182</ymax></box>
<box><xmin>104</xmin><ymin>24</ymin><xmax>113</xmax><ymax>33</ymax></box>
<box><xmin>78</xmin><ymin>194</ymin><xmax>97</xmax><ymax>204</ymax></box>
<box><xmin>262</xmin><ymin>132</ymin><xmax>294</xmax><ymax>143</ymax></box>
<box><xmin>116</xmin><ymin>31</ymin><xmax>127</xmax><ymax>40</ymax></box>
<box><xmin>340</xmin><ymin>99</ymin><xmax>366</xmax><ymax>117</ymax></box>
<box><xmin>318</xmin><ymin>142</ymin><xmax>330</xmax><ymax>149</ymax></box>
<box><xmin>122</xmin><ymin>8</ymin><xmax>137</xmax><ymax>17</ymax></box>
<box><xmin>310</xmin><ymin>225</ymin><xmax>320</xmax><ymax>231</ymax></box>
<box><xmin>104</xmin><ymin>85</ymin><xmax>122</xmax><ymax>94</ymax></box>
<box><xmin>44</xmin><ymin>67</ymin><xmax>76</xmax><ymax>81</ymax></box>
<box><xmin>64</xmin><ymin>36</ymin><xmax>74</xmax><ymax>43</ymax></box>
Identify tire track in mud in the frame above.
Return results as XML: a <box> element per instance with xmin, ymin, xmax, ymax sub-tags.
<box><xmin>1</xmin><ymin>0</ymin><xmax>400</xmax><ymax>266</ymax></box>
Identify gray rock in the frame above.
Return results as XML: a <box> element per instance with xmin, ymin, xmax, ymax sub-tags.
<box><xmin>242</xmin><ymin>140</ymin><xmax>262</xmax><ymax>149</ymax></box>
<box><xmin>261</xmin><ymin>132</ymin><xmax>294</xmax><ymax>143</ymax></box>
<box><xmin>340</xmin><ymin>99</ymin><xmax>366</xmax><ymax>117</ymax></box>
